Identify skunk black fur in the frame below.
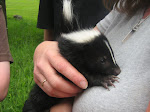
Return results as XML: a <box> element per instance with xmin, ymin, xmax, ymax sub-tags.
<box><xmin>23</xmin><ymin>0</ymin><xmax>121</xmax><ymax>112</ymax></box>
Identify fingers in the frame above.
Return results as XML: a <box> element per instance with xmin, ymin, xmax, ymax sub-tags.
<box><xmin>48</xmin><ymin>50</ymin><xmax>88</xmax><ymax>89</ymax></box>
<box><xmin>34</xmin><ymin>76</ymin><xmax>77</xmax><ymax>98</ymax></box>
<box><xmin>34</xmin><ymin>61</ymin><xmax>82</xmax><ymax>93</ymax></box>
<box><xmin>34</xmin><ymin>64</ymin><xmax>82</xmax><ymax>98</ymax></box>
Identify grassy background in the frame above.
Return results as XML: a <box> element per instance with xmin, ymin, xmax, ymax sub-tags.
<box><xmin>0</xmin><ymin>0</ymin><xmax>43</xmax><ymax>111</ymax></box>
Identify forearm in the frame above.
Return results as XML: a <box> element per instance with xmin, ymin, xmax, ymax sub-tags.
<box><xmin>44</xmin><ymin>29</ymin><xmax>54</xmax><ymax>41</ymax></box>
<box><xmin>44</xmin><ymin>27</ymin><xmax>99</xmax><ymax>41</ymax></box>
<box><xmin>0</xmin><ymin>61</ymin><xmax>10</xmax><ymax>101</ymax></box>
<box><xmin>50</xmin><ymin>98</ymin><xmax>73</xmax><ymax>112</ymax></box>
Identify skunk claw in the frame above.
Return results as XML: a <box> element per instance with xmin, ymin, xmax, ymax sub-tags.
<box><xmin>100</xmin><ymin>75</ymin><xmax>120</xmax><ymax>90</ymax></box>
<box><xmin>101</xmin><ymin>82</ymin><xmax>109</xmax><ymax>90</ymax></box>
<box><xmin>112</xmin><ymin>75</ymin><xmax>120</xmax><ymax>79</ymax></box>
<box><xmin>108</xmin><ymin>80</ymin><xmax>116</xmax><ymax>88</ymax></box>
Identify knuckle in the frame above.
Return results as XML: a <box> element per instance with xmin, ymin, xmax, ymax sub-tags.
<box><xmin>56</xmin><ymin>62</ymin><xmax>67</xmax><ymax>73</ymax></box>
<box><xmin>33</xmin><ymin>68</ymin><xmax>40</xmax><ymax>80</ymax></box>
<box><xmin>45</xmin><ymin>49</ymin><xmax>52</xmax><ymax>57</ymax></box>
<box><xmin>36</xmin><ymin>61</ymin><xmax>43</xmax><ymax>69</ymax></box>
<box><xmin>33</xmin><ymin>69</ymin><xmax>43</xmax><ymax>85</ymax></box>
<box><xmin>51</xmin><ymin>79</ymin><xmax>60</xmax><ymax>89</ymax></box>
<box><xmin>33</xmin><ymin>68</ymin><xmax>38</xmax><ymax>76</ymax></box>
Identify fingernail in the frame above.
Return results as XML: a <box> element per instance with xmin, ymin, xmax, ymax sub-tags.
<box><xmin>80</xmin><ymin>81</ymin><xmax>88</xmax><ymax>89</ymax></box>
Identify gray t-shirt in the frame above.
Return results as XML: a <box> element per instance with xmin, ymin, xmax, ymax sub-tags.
<box><xmin>72</xmin><ymin>9</ymin><xmax>150</xmax><ymax>112</ymax></box>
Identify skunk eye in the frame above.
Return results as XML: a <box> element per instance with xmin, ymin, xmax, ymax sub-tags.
<box><xmin>100</xmin><ymin>58</ymin><xmax>105</xmax><ymax>64</ymax></box>
<box><xmin>99</xmin><ymin>56</ymin><xmax>107</xmax><ymax>64</ymax></box>
<box><xmin>97</xmin><ymin>56</ymin><xmax>107</xmax><ymax>64</ymax></box>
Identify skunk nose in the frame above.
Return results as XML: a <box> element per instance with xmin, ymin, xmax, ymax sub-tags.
<box><xmin>113</xmin><ymin>67</ymin><xmax>121</xmax><ymax>76</ymax></box>
<box><xmin>112</xmin><ymin>64</ymin><xmax>121</xmax><ymax>76</ymax></box>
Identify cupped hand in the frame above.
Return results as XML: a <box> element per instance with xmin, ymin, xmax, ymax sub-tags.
<box><xmin>33</xmin><ymin>41</ymin><xmax>88</xmax><ymax>98</ymax></box>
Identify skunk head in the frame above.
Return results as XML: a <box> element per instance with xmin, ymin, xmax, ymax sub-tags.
<box><xmin>60</xmin><ymin>29</ymin><xmax>121</xmax><ymax>76</ymax></box>
<box><xmin>86</xmin><ymin>36</ymin><xmax>121</xmax><ymax>76</ymax></box>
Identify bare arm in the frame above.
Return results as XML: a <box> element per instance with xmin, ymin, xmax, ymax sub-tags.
<box><xmin>0</xmin><ymin>61</ymin><xmax>10</xmax><ymax>101</ymax></box>
<box><xmin>146</xmin><ymin>101</ymin><xmax>150</xmax><ymax>112</ymax></box>
<box><xmin>50</xmin><ymin>98</ymin><xmax>73</xmax><ymax>112</ymax></box>
<box><xmin>44</xmin><ymin>29</ymin><xmax>54</xmax><ymax>41</ymax></box>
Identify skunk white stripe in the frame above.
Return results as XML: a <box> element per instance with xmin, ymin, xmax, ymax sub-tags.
<box><xmin>63</xmin><ymin>0</ymin><xmax>73</xmax><ymax>22</ymax></box>
<box><xmin>104</xmin><ymin>40</ymin><xmax>116</xmax><ymax>65</ymax></box>
<box><xmin>61</xmin><ymin>29</ymin><xmax>101</xmax><ymax>43</ymax></box>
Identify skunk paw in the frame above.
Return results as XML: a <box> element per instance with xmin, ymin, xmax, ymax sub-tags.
<box><xmin>101</xmin><ymin>75</ymin><xmax>119</xmax><ymax>90</ymax></box>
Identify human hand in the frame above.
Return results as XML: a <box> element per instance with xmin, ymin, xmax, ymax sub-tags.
<box><xmin>33</xmin><ymin>41</ymin><xmax>88</xmax><ymax>98</ymax></box>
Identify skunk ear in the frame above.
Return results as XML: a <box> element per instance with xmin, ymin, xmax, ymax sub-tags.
<box><xmin>63</xmin><ymin>0</ymin><xmax>73</xmax><ymax>22</ymax></box>
<box><xmin>61</xmin><ymin>29</ymin><xmax>101</xmax><ymax>43</ymax></box>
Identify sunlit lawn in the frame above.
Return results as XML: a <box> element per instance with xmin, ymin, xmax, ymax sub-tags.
<box><xmin>0</xmin><ymin>0</ymin><xmax>43</xmax><ymax>111</ymax></box>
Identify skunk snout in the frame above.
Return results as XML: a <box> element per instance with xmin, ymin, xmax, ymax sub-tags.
<box><xmin>113</xmin><ymin>65</ymin><xmax>121</xmax><ymax>76</ymax></box>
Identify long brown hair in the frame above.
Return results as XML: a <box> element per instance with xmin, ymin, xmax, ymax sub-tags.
<box><xmin>103</xmin><ymin>0</ymin><xmax>150</xmax><ymax>16</ymax></box>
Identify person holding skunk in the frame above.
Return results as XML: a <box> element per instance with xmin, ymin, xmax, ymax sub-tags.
<box><xmin>33</xmin><ymin>0</ymin><xmax>150</xmax><ymax>112</ymax></box>
<box><xmin>33</xmin><ymin>0</ymin><xmax>109</xmax><ymax>111</ymax></box>
<box><xmin>0</xmin><ymin>5</ymin><xmax>13</xmax><ymax>102</ymax></box>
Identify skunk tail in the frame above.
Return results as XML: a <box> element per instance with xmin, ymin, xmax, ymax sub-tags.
<box><xmin>63</xmin><ymin>0</ymin><xmax>73</xmax><ymax>23</ymax></box>
<box><xmin>62</xmin><ymin>0</ymin><xmax>80</xmax><ymax>33</ymax></box>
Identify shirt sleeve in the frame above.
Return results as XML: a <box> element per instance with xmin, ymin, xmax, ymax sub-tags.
<box><xmin>96</xmin><ymin>9</ymin><xmax>118</xmax><ymax>34</ymax></box>
<box><xmin>37</xmin><ymin>0</ymin><xmax>54</xmax><ymax>29</ymax></box>
<box><xmin>0</xmin><ymin>6</ymin><xmax>13</xmax><ymax>63</ymax></box>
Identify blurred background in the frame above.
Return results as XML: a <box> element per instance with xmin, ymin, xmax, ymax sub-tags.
<box><xmin>0</xmin><ymin>0</ymin><xmax>43</xmax><ymax>111</ymax></box>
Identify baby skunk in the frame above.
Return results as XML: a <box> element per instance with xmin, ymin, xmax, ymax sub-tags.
<box><xmin>23</xmin><ymin>0</ymin><xmax>121</xmax><ymax>112</ymax></box>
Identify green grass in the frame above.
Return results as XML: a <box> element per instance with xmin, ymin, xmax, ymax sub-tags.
<box><xmin>0</xmin><ymin>0</ymin><xmax>43</xmax><ymax>111</ymax></box>
<box><xmin>6</xmin><ymin>0</ymin><xmax>39</xmax><ymax>20</ymax></box>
